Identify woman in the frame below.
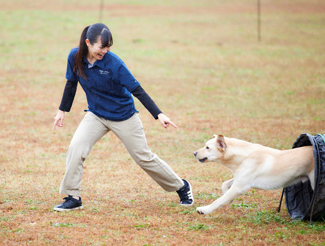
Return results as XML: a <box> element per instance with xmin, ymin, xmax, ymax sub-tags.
<box><xmin>53</xmin><ymin>23</ymin><xmax>193</xmax><ymax>211</ymax></box>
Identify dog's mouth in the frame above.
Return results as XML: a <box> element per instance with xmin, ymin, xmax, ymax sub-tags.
<box><xmin>198</xmin><ymin>157</ymin><xmax>208</xmax><ymax>163</ymax></box>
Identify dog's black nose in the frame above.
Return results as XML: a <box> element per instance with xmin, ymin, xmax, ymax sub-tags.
<box><xmin>193</xmin><ymin>151</ymin><xmax>197</xmax><ymax>157</ymax></box>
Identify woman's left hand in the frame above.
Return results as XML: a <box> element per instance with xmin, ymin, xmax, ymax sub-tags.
<box><xmin>158</xmin><ymin>113</ymin><xmax>178</xmax><ymax>129</ymax></box>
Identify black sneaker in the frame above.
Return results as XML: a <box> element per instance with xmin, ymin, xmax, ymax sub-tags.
<box><xmin>54</xmin><ymin>195</ymin><xmax>83</xmax><ymax>211</ymax></box>
<box><xmin>176</xmin><ymin>179</ymin><xmax>194</xmax><ymax>206</ymax></box>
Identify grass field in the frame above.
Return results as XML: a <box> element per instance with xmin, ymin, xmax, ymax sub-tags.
<box><xmin>1</xmin><ymin>0</ymin><xmax>325</xmax><ymax>245</ymax></box>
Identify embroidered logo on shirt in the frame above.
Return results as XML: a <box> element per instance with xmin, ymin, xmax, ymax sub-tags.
<box><xmin>99</xmin><ymin>70</ymin><xmax>110</xmax><ymax>76</ymax></box>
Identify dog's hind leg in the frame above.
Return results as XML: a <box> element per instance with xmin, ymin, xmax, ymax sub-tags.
<box><xmin>222</xmin><ymin>178</ymin><xmax>234</xmax><ymax>194</ymax></box>
<box><xmin>197</xmin><ymin>184</ymin><xmax>248</xmax><ymax>215</ymax></box>
<box><xmin>308</xmin><ymin>169</ymin><xmax>315</xmax><ymax>191</ymax></box>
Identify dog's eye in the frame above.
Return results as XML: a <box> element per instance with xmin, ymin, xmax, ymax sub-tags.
<box><xmin>206</xmin><ymin>146</ymin><xmax>209</xmax><ymax>150</ymax></box>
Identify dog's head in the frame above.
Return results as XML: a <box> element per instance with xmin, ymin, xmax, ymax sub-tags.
<box><xmin>193</xmin><ymin>134</ymin><xmax>227</xmax><ymax>163</ymax></box>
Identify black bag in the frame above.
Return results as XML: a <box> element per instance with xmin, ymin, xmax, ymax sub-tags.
<box><xmin>281</xmin><ymin>133</ymin><xmax>325</xmax><ymax>222</ymax></box>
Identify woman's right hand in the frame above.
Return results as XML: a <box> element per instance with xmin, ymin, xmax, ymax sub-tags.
<box><xmin>53</xmin><ymin>110</ymin><xmax>65</xmax><ymax>130</ymax></box>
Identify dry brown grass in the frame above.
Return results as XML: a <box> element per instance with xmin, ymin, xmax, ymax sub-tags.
<box><xmin>1</xmin><ymin>0</ymin><xmax>325</xmax><ymax>245</ymax></box>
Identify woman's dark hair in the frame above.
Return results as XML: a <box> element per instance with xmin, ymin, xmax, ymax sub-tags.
<box><xmin>74</xmin><ymin>23</ymin><xmax>113</xmax><ymax>79</ymax></box>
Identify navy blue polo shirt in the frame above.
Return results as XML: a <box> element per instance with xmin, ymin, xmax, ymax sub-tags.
<box><xmin>66</xmin><ymin>47</ymin><xmax>140</xmax><ymax>121</ymax></box>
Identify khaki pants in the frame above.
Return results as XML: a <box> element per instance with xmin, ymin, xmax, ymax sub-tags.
<box><xmin>59</xmin><ymin>112</ymin><xmax>184</xmax><ymax>197</ymax></box>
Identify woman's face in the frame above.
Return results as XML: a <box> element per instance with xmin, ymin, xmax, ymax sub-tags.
<box><xmin>86</xmin><ymin>37</ymin><xmax>110</xmax><ymax>61</ymax></box>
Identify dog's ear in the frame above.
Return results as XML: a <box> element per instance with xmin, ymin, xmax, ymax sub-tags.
<box><xmin>216</xmin><ymin>135</ymin><xmax>227</xmax><ymax>152</ymax></box>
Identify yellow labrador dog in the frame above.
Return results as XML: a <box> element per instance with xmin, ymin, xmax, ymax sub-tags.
<box><xmin>193</xmin><ymin>134</ymin><xmax>315</xmax><ymax>215</ymax></box>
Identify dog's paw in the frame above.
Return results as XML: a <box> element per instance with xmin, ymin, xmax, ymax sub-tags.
<box><xmin>196</xmin><ymin>206</ymin><xmax>211</xmax><ymax>215</ymax></box>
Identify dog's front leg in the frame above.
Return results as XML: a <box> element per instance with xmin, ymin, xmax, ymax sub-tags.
<box><xmin>222</xmin><ymin>178</ymin><xmax>234</xmax><ymax>194</ymax></box>
<box><xmin>197</xmin><ymin>184</ymin><xmax>247</xmax><ymax>215</ymax></box>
